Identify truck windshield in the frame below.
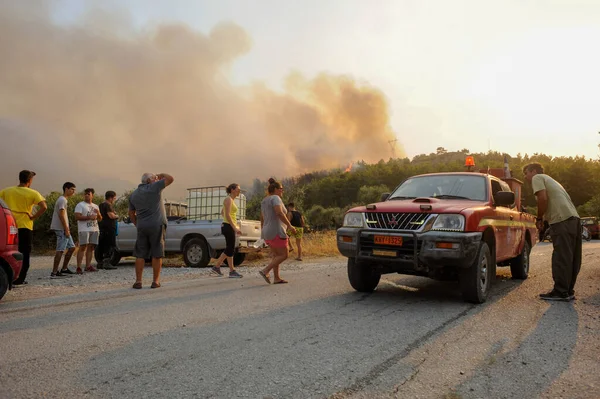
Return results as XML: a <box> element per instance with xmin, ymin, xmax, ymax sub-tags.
<box><xmin>388</xmin><ymin>175</ymin><xmax>487</xmax><ymax>201</ymax></box>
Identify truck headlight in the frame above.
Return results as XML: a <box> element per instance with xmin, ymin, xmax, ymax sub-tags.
<box><xmin>343</xmin><ymin>212</ymin><xmax>365</xmax><ymax>228</ymax></box>
<box><xmin>432</xmin><ymin>214</ymin><xmax>465</xmax><ymax>231</ymax></box>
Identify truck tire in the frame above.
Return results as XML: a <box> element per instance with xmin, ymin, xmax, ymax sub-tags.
<box><xmin>459</xmin><ymin>242</ymin><xmax>492</xmax><ymax>304</ymax></box>
<box><xmin>0</xmin><ymin>267</ymin><xmax>8</xmax><ymax>301</ymax></box>
<box><xmin>347</xmin><ymin>257</ymin><xmax>381</xmax><ymax>292</ymax></box>
<box><xmin>509</xmin><ymin>240</ymin><xmax>530</xmax><ymax>280</ymax></box>
<box><xmin>94</xmin><ymin>247</ymin><xmax>122</xmax><ymax>266</ymax></box>
<box><xmin>233</xmin><ymin>252</ymin><xmax>246</xmax><ymax>266</ymax></box>
<box><xmin>183</xmin><ymin>238</ymin><xmax>210</xmax><ymax>268</ymax></box>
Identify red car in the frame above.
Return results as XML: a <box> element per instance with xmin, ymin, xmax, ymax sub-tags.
<box><xmin>0</xmin><ymin>199</ymin><xmax>22</xmax><ymax>301</ymax></box>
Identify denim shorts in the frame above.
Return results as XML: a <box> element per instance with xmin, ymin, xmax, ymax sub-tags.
<box><xmin>54</xmin><ymin>230</ymin><xmax>76</xmax><ymax>252</ymax></box>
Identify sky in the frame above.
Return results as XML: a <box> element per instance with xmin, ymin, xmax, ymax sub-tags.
<box><xmin>1</xmin><ymin>0</ymin><xmax>599</xmax><ymax>195</ymax></box>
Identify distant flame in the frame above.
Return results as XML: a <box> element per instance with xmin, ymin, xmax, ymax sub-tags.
<box><xmin>344</xmin><ymin>162</ymin><xmax>353</xmax><ymax>173</ymax></box>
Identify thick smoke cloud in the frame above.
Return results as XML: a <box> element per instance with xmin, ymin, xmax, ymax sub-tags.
<box><xmin>0</xmin><ymin>2</ymin><xmax>403</xmax><ymax>196</ymax></box>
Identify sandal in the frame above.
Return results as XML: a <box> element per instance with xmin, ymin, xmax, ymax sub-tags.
<box><xmin>258</xmin><ymin>270</ymin><xmax>271</xmax><ymax>285</ymax></box>
<box><xmin>132</xmin><ymin>282</ymin><xmax>142</xmax><ymax>289</ymax></box>
<box><xmin>151</xmin><ymin>282</ymin><xmax>161</xmax><ymax>288</ymax></box>
<box><xmin>273</xmin><ymin>279</ymin><xmax>288</xmax><ymax>284</ymax></box>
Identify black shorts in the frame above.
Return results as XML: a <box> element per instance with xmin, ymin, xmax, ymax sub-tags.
<box><xmin>222</xmin><ymin>223</ymin><xmax>236</xmax><ymax>257</ymax></box>
<box><xmin>134</xmin><ymin>225</ymin><xmax>165</xmax><ymax>259</ymax></box>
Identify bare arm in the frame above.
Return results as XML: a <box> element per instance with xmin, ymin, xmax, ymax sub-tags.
<box><xmin>59</xmin><ymin>209</ymin><xmax>71</xmax><ymax>237</ymax></box>
<box><xmin>260</xmin><ymin>212</ymin><xmax>264</xmax><ymax>229</ymax></box>
<box><xmin>535</xmin><ymin>189</ymin><xmax>548</xmax><ymax>229</ymax></box>
<box><xmin>157</xmin><ymin>173</ymin><xmax>174</xmax><ymax>187</ymax></box>
<box><xmin>30</xmin><ymin>200</ymin><xmax>48</xmax><ymax>221</ymax></box>
<box><xmin>107</xmin><ymin>211</ymin><xmax>119</xmax><ymax>219</ymax></box>
<box><xmin>75</xmin><ymin>212</ymin><xmax>93</xmax><ymax>221</ymax></box>
<box><xmin>275</xmin><ymin>204</ymin><xmax>296</xmax><ymax>233</ymax></box>
<box><xmin>129</xmin><ymin>210</ymin><xmax>137</xmax><ymax>226</ymax></box>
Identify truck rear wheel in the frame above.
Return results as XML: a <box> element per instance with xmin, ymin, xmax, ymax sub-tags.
<box><xmin>509</xmin><ymin>240</ymin><xmax>530</xmax><ymax>279</ymax></box>
<box><xmin>459</xmin><ymin>242</ymin><xmax>492</xmax><ymax>304</ymax></box>
<box><xmin>94</xmin><ymin>247</ymin><xmax>122</xmax><ymax>266</ymax></box>
<box><xmin>183</xmin><ymin>238</ymin><xmax>210</xmax><ymax>268</ymax></box>
<box><xmin>233</xmin><ymin>252</ymin><xmax>246</xmax><ymax>266</ymax></box>
<box><xmin>347</xmin><ymin>258</ymin><xmax>381</xmax><ymax>292</ymax></box>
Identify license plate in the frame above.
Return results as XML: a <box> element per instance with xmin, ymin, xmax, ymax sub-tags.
<box><xmin>374</xmin><ymin>235</ymin><xmax>403</xmax><ymax>246</ymax></box>
<box><xmin>373</xmin><ymin>249</ymin><xmax>397</xmax><ymax>257</ymax></box>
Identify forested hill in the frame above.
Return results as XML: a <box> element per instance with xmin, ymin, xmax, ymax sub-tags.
<box><xmin>245</xmin><ymin>149</ymin><xmax>600</xmax><ymax>229</ymax></box>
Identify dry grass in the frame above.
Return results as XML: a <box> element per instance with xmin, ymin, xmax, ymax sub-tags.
<box><xmin>245</xmin><ymin>230</ymin><xmax>339</xmax><ymax>263</ymax></box>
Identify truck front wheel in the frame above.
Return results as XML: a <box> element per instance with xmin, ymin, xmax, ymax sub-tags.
<box><xmin>459</xmin><ymin>242</ymin><xmax>492</xmax><ymax>304</ymax></box>
<box><xmin>183</xmin><ymin>238</ymin><xmax>210</xmax><ymax>268</ymax></box>
<box><xmin>510</xmin><ymin>240</ymin><xmax>530</xmax><ymax>279</ymax></box>
<box><xmin>347</xmin><ymin>258</ymin><xmax>381</xmax><ymax>292</ymax></box>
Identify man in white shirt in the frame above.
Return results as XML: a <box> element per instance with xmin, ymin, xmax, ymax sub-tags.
<box><xmin>74</xmin><ymin>188</ymin><xmax>102</xmax><ymax>273</ymax></box>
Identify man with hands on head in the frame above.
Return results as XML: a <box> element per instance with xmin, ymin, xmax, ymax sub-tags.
<box><xmin>129</xmin><ymin>172</ymin><xmax>174</xmax><ymax>289</ymax></box>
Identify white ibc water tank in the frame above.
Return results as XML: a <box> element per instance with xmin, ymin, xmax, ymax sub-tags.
<box><xmin>187</xmin><ymin>187</ymin><xmax>246</xmax><ymax>221</ymax></box>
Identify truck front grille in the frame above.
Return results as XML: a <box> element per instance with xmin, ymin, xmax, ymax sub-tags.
<box><xmin>364</xmin><ymin>212</ymin><xmax>430</xmax><ymax>230</ymax></box>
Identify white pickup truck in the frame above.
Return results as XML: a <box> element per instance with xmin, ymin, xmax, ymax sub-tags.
<box><xmin>98</xmin><ymin>186</ymin><xmax>262</xmax><ymax>267</ymax></box>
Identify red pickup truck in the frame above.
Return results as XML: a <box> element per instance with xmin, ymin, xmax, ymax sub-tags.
<box><xmin>337</xmin><ymin>170</ymin><xmax>538</xmax><ymax>303</ymax></box>
<box><xmin>0</xmin><ymin>199</ymin><xmax>23</xmax><ymax>301</ymax></box>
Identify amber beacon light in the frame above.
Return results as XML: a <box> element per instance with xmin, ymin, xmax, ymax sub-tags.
<box><xmin>465</xmin><ymin>156</ymin><xmax>475</xmax><ymax>171</ymax></box>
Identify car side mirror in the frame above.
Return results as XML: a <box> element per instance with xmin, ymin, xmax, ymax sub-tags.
<box><xmin>380</xmin><ymin>193</ymin><xmax>390</xmax><ymax>202</ymax></box>
<box><xmin>495</xmin><ymin>191</ymin><xmax>515</xmax><ymax>207</ymax></box>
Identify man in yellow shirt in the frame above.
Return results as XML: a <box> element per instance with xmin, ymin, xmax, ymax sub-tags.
<box><xmin>0</xmin><ymin>170</ymin><xmax>48</xmax><ymax>285</ymax></box>
<box><xmin>523</xmin><ymin>163</ymin><xmax>581</xmax><ymax>301</ymax></box>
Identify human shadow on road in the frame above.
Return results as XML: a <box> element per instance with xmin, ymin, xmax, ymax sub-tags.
<box><xmin>70</xmin><ymin>275</ymin><xmax>527</xmax><ymax>399</ymax></box>
<box><xmin>452</xmin><ymin>301</ymin><xmax>578</xmax><ymax>399</ymax></box>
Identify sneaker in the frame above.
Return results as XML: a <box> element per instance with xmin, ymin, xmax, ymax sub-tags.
<box><xmin>13</xmin><ymin>280</ymin><xmax>27</xmax><ymax>285</ymax></box>
<box><xmin>210</xmin><ymin>266</ymin><xmax>223</xmax><ymax>276</ymax></box>
<box><xmin>85</xmin><ymin>266</ymin><xmax>98</xmax><ymax>272</ymax></box>
<box><xmin>50</xmin><ymin>272</ymin><xmax>69</xmax><ymax>279</ymax></box>
<box><xmin>60</xmin><ymin>267</ymin><xmax>75</xmax><ymax>275</ymax></box>
<box><xmin>539</xmin><ymin>290</ymin><xmax>570</xmax><ymax>302</ymax></box>
<box><xmin>229</xmin><ymin>270</ymin><xmax>243</xmax><ymax>278</ymax></box>
<box><xmin>76</xmin><ymin>267</ymin><xmax>83</xmax><ymax>275</ymax></box>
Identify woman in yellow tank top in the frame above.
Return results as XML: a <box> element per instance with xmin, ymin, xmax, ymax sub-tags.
<box><xmin>211</xmin><ymin>183</ymin><xmax>243</xmax><ymax>278</ymax></box>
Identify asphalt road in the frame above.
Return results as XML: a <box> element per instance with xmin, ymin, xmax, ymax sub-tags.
<box><xmin>1</xmin><ymin>242</ymin><xmax>599</xmax><ymax>399</ymax></box>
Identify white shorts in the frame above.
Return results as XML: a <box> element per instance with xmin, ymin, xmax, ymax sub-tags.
<box><xmin>79</xmin><ymin>231</ymin><xmax>99</xmax><ymax>245</ymax></box>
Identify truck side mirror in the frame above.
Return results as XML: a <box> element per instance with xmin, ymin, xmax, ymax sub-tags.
<box><xmin>495</xmin><ymin>191</ymin><xmax>515</xmax><ymax>207</ymax></box>
<box><xmin>380</xmin><ymin>193</ymin><xmax>390</xmax><ymax>202</ymax></box>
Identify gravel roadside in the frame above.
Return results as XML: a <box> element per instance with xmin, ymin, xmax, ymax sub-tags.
<box><xmin>6</xmin><ymin>254</ymin><xmax>327</xmax><ymax>302</ymax></box>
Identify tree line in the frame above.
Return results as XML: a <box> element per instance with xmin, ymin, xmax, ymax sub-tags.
<box><xmin>31</xmin><ymin>150</ymin><xmax>600</xmax><ymax>249</ymax></box>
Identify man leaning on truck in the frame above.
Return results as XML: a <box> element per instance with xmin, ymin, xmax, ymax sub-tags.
<box><xmin>523</xmin><ymin>162</ymin><xmax>581</xmax><ymax>301</ymax></box>
<box><xmin>128</xmin><ymin>172</ymin><xmax>174</xmax><ymax>289</ymax></box>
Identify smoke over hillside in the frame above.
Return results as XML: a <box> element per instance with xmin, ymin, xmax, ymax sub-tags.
<box><xmin>0</xmin><ymin>2</ymin><xmax>403</xmax><ymax>196</ymax></box>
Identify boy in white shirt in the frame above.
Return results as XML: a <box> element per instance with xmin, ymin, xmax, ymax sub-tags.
<box><xmin>74</xmin><ymin>188</ymin><xmax>102</xmax><ymax>273</ymax></box>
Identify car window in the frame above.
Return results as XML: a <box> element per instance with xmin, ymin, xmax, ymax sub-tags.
<box><xmin>389</xmin><ymin>175</ymin><xmax>487</xmax><ymax>201</ymax></box>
